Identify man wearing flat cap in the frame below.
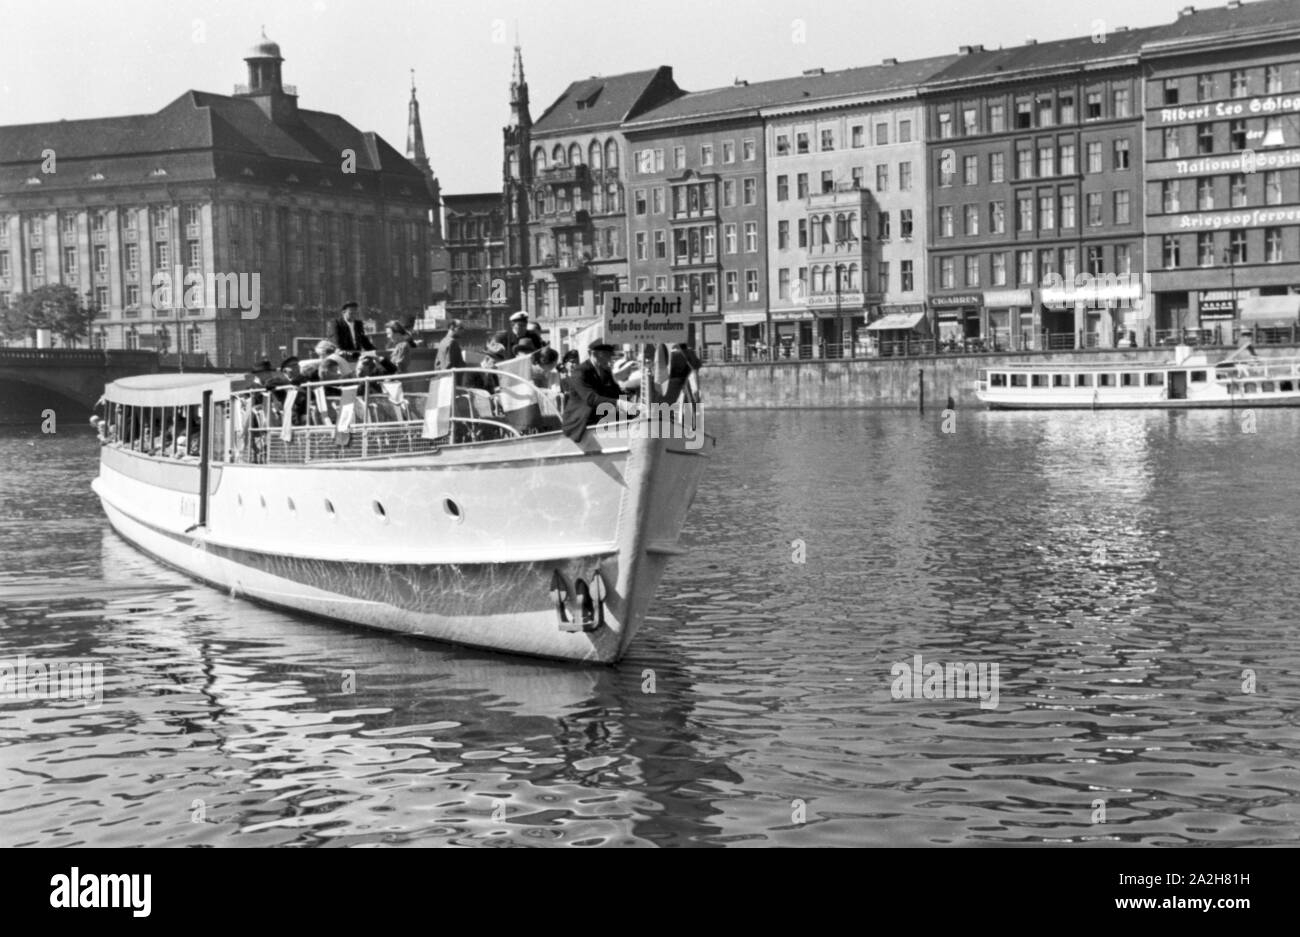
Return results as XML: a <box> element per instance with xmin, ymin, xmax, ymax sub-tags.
<box><xmin>332</xmin><ymin>301</ymin><xmax>374</xmax><ymax>360</ymax></box>
<box><xmin>561</xmin><ymin>339</ymin><xmax>635</xmax><ymax>443</ymax></box>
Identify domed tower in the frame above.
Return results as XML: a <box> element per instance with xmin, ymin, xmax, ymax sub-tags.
<box><xmin>236</xmin><ymin>28</ymin><xmax>298</xmax><ymax>123</ymax></box>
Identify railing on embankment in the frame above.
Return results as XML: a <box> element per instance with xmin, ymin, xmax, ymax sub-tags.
<box><xmin>698</xmin><ymin>344</ymin><xmax>1300</xmax><ymax>409</ymax></box>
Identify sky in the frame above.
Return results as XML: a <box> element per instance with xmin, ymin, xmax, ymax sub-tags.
<box><xmin>0</xmin><ymin>0</ymin><xmax>1227</xmax><ymax>193</ymax></box>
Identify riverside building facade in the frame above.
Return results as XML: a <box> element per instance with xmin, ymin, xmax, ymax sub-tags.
<box><xmin>922</xmin><ymin>31</ymin><xmax>1152</xmax><ymax>350</ymax></box>
<box><xmin>623</xmin><ymin>85</ymin><xmax>767</xmax><ymax>358</ymax></box>
<box><xmin>444</xmin><ymin>194</ymin><xmax>507</xmax><ymax>330</ymax></box>
<box><xmin>1141</xmin><ymin>1</ymin><xmax>1300</xmax><ymax>340</ymax></box>
<box><xmin>0</xmin><ymin>35</ymin><xmax>436</xmax><ymax>364</ymax></box>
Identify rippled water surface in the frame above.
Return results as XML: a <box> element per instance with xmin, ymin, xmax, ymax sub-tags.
<box><xmin>2</xmin><ymin>409</ymin><xmax>1299</xmax><ymax>846</ymax></box>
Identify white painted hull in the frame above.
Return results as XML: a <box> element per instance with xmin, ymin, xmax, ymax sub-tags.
<box><xmin>93</xmin><ymin>426</ymin><xmax>708</xmax><ymax>664</ymax></box>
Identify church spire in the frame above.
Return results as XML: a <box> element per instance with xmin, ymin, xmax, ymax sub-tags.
<box><xmin>508</xmin><ymin>41</ymin><xmax>530</xmax><ymax>130</ymax></box>
<box><xmin>406</xmin><ymin>69</ymin><xmax>429</xmax><ymax>168</ymax></box>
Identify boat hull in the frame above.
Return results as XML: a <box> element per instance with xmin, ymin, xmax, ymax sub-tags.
<box><xmin>94</xmin><ymin>427</ymin><xmax>708</xmax><ymax>664</ymax></box>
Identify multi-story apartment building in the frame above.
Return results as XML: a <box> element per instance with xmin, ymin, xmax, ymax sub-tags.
<box><xmin>521</xmin><ymin>67</ymin><xmax>682</xmax><ymax>349</ymax></box>
<box><xmin>623</xmin><ymin>86</ymin><xmax>767</xmax><ymax>358</ymax></box>
<box><xmin>923</xmin><ymin>31</ymin><xmax>1153</xmax><ymax>350</ymax></box>
<box><xmin>762</xmin><ymin>58</ymin><xmax>958</xmax><ymax>356</ymax></box>
<box><xmin>0</xmin><ymin>36</ymin><xmax>435</xmax><ymax>364</ymax></box>
<box><xmin>1142</xmin><ymin>1</ymin><xmax>1300</xmax><ymax>338</ymax></box>
<box><xmin>444</xmin><ymin>194</ymin><xmax>507</xmax><ymax>330</ymax></box>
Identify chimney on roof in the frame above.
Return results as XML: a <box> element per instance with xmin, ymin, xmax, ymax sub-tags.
<box><xmin>734</xmin><ymin>78</ymin><xmax>748</xmax><ymax>86</ymax></box>
<box><xmin>802</xmin><ymin>67</ymin><xmax>825</xmax><ymax>76</ymax></box>
<box><xmin>1179</xmin><ymin>5</ymin><xmax>1196</xmax><ymax>16</ymax></box>
<box><xmin>882</xmin><ymin>57</ymin><xmax>898</xmax><ymax>66</ymax></box>
<box><xmin>1114</xmin><ymin>25</ymin><xmax>1129</xmax><ymax>32</ymax></box>
<box><xmin>1024</xmin><ymin>38</ymin><xmax>1037</xmax><ymax>45</ymax></box>
<box><xmin>959</xmin><ymin>44</ymin><xmax>985</xmax><ymax>54</ymax></box>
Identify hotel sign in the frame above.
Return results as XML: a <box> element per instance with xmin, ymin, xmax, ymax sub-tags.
<box><xmin>807</xmin><ymin>292</ymin><xmax>864</xmax><ymax>307</ymax></box>
<box><xmin>1157</xmin><ymin>93</ymin><xmax>1300</xmax><ymax>125</ymax></box>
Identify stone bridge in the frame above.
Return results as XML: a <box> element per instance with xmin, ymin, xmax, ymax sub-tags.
<box><xmin>0</xmin><ymin>348</ymin><xmax>163</xmax><ymax>423</ymax></box>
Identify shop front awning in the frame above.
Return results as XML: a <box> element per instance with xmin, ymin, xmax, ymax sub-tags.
<box><xmin>1240</xmin><ymin>295</ymin><xmax>1300</xmax><ymax>328</ymax></box>
<box><xmin>865</xmin><ymin>312</ymin><xmax>926</xmax><ymax>331</ymax></box>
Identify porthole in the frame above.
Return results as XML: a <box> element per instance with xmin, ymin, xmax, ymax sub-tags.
<box><xmin>443</xmin><ymin>498</ymin><xmax>463</xmax><ymax>523</ymax></box>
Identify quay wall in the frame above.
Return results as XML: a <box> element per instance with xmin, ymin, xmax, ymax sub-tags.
<box><xmin>698</xmin><ymin>345</ymin><xmax>1300</xmax><ymax>410</ymax></box>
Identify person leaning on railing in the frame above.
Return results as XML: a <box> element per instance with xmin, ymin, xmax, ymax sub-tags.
<box><xmin>561</xmin><ymin>340</ymin><xmax>639</xmax><ymax>443</ymax></box>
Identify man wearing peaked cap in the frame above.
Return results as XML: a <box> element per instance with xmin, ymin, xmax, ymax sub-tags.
<box><xmin>561</xmin><ymin>338</ymin><xmax>633</xmax><ymax>443</ymax></box>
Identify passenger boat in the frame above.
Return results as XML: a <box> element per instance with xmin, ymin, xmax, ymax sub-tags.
<box><xmin>974</xmin><ymin>345</ymin><xmax>1300</xmax><ymax>410</ymax></box>
<box><xmin>90</xmin><ymin>363</ymin><xmax>708</xmax><ymax>664</ymax></box>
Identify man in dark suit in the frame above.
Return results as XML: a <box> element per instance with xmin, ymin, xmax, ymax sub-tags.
<box><xmin>332</xmin><ymin>301</ymin><xmax>374</xmax><ymax>361</ymax></box>
<box><xmin>562</xmin><ymin>340</ymin><xmax>633</xmax><ymax>443</ymax></box>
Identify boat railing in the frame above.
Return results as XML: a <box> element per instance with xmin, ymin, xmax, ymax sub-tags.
<box><xmin>1211</xmin><ymin>357</ymin><xmax>1300</xmax><ymax>381</ymax></box>
<box><xmin>225</xmin><ymin>366</ymin><xmax>561</xmax><ymax>465</ymax></box>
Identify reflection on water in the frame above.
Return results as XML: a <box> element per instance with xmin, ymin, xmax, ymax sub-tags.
<box><xmin>1</xmin><ymin>412</ymin><xmax>1298</xmax><ymax>846</ymax></box>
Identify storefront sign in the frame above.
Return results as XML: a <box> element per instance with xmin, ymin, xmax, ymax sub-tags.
<box><xmin>1171</xmin><ymin>148</ymin><xmax>1300</xmax><ymax>176</ymax></box>
<box><xmin>1041</xmin><ymin>273</ymin><xmax>1142</xmax><ymax>309</ymax></box>
<box><xmin>1157</xmin><ymin>93</ymin><xmax>1300</xmax><ymax>125</ymax></box>
<box><xmin>1199</xmin><ymin>289</ymin><xmax>1239</xmax><ymax>314</ymax></box>
<box><xmin>982</xmin><ymin>289</ymin><xmax>1033</xmax><ymax>308</ymax></box>
<box><xmin>807</xmin><ymin>292</ymin><xmax>864</xmax><ymax>307</ymax></box>
<box><xmin>928</xmin><ymin>294</ymin><xmax>982</xmax><ymax>308</ymax></box>
<box><xmin>1175</xmin><ymin>206</ymin><xmax>1300</xmax><ymax>231</ymax></box>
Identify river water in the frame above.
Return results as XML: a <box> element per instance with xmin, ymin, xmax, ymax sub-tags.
<box><xmin>1</xmin><ymin>408</ymin><xmax>1298</xmax><ymax>847</ymax></box>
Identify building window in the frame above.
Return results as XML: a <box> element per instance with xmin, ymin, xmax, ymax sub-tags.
<box><xmin>1163</xmin><ymin>235</ymin><xmax>1181</xmax><ymax>268</ymax></box>
<box><xmin>725</xmin><ymin>271</ymin><xmax>738</xmax><ymax>301</ymax></box>
<box><xmin>1086</xmin><ymin>192</ymin><xmax>1103</xmax><ymax>226</ymax></box>
<box><xmin>877</xmin><ymin>212</ymin><xmax>891</xmax><ymax>240</ymax></box>
<box><xmin>898</xmin><ymin>161</ymin><xmax>912</xmax><ymax>191</ymax></box>
<box><xmin>962</xmin><ymin>155</ymin><xmax>978</xmax><ymax>186</ymax></box>
<box><xmin>155</xmin><ymin>242</ymin><xmax>169</xmax><ymax>267</ymax></box>
<box><xmin>1038</xmin><ymin>248</ymin><xmax>1056</xmax><ymax>282</ymax></box>
<box><xmin>742</xmin><ymin>177</ymin><xmax>756</xmax><ymax>206</ymax></box>
<box><xmin>938</xmin><ymin>112</ymin><xmax>954</xmax><ymax>139</ymax></box>
<box><xmin>777</xmin><ymin>220</ymin><xmax>789</xmax><ymax>250</ymax></box>
<box><xmin>652</xmin><ymin>188</ymin><xmax>664</xmax><ymax>214</ymax></box>
<box><xmin>1017</xmin><ymin>145</ymin><xmax>1034</xmax><ymax>179</ymax></box>
<box><xmin>1196</xmin><ymin>123</ymin><xmax>1214</xmax><ymax>155</ymax></box>
<box><xmin>1017</xmin><ymin>196</ymin><xmax>1033</xmax><ymax>232</ymax></box>
<box><xmin>900</xmin><ymin>209</ymin><xmax>913</xmax><ymax>239</ymax></box>
<box><xmin>743</xmin><ymin>139</ymin><xmax>756</xmax><ymax>161</ymax></box>
<box><xmin>819</xmin><ymin>129</ymin><xmax>834</xmax><ymax>152</ymax></box>
<box><xmin>778</xmin><ymin>268</ymin><xmax>790</xmax><ymax>299</ymax></box>
<box><xmin>1197</xmin><ymin>178</ymin><xmax>1215</xmax><ymax>211</ymax></box>
<box><xmin>724</xmin><ymin>223</ymin><xmax>737</xmax><ymax>254</ymax></box>
<box><xmin>775</xmin><ymin>134</ymin><xmax>790</xmax><ymax>157</ymax></box>
<box><xmin>654</xmin><ymin>230</ymin><xmax>666</xmax><ymax>259</ymax></box>
<box><xmin>965</xmin><ymin>255</ymin><xmax>980</xmax><ymax>287</ymax></box>
<box><xmin>95</xmin><ymin>245</ymin><xmax>109</xmax><ymax>273</ymax></box>
<box><xmin>1265</xmin><ymin>65</ymin><xmax>1282</xmax><ymax>95</ymax></box>
<box><xmin>989</xmin><ymin>104</ymin><xmax>1005</xmax><ymax>133</ymax></box>
<box><xmin>723</xmin><ymin>141</ymin><xmax>736</xmax><ymax>163</ymax></box>
<box><xmin>1114</xmin><ymin>190</ymin><xmax>1131</xmax><ymax>224</ymax></box>
<box><xmin>797</xmin><ymin>219</ymin><xmax>807</xmax><ymax>248</ymax></box>
<box><xmin>1230</xmin><ymin>173</ymin><xmax>1247</xmax><ymax>208</ymax></box>
<box><xmin>1198</xmin><ymin>74</ymin><xmax>1214</xmax><ymax>101</ymax></box>
<box><xmin>875</xmin><ymin>122</ymin><xmax>889</xmax><ymax>145</ymax></box>
<box><xmin>1038</xmin><ymin>195</ymin><xmax>1055</xmax><ymax>230</ymax></box>
<box><xmin>744</xmin><ymin>222</ymin><xmax>758</xmax><ymax>253</ymax></box>
<box><xmin>636</xmin><ymin>276</ymin><xmax>649</xmax><ymax>291</ymax></box>
<box><xmin>797</xmin><ymin>173</ymin><xmax>809</xmax><ymax>199</ymax></box>
<box><xmin>1265</xmin><ymin>227</ymin><xmax>1283</xmax><ymax>263</ymax></box>
<box><xmin>1086</xmin><ymin>92</ymin><xmax>1102</xmax><ymax>120</ymax></box>
<box><xmin>1113</xmin><ymin>87</ymin><xmax>1130</xmax><ymax>118</ymax></box>
<box><xmin>1116</xmin><ymin>244</ymin><xmax>1131</xmax><ymax>274</ymax></box>
<box><xmin>1036</xmin><ymin>98</ymin><xmax>1053</xmax><ymax>128</ymax></box>
<box><xmin>723</xmin><ymin>180</ymin><xmax>735</xmax><ymax>207</ymax></box>
<box><xmin>1230</xmin><ymin>229</ymin><xmax>1247</xmax><ymax>263</ymax></box>
<box><xmin>745</xmin><ymin>269</ymin><xmax>759</xmax><ymax>301</ymax></box>
<box><xmin>635</xmin><ymin>231</ymin><xmax>647</xmax><ymax>260</ymax></box>
<box><xmin>1060</xmin><ymin>142</ymin><xmax>1076</xmax><ymax>175</ymax></box>
<box><xmin>1231</xmin><ymin>69</ymin><xmax>1248</xmax><ymax>98</ymax></box>
<box><xmin>851</xmin><ymin>125</ymin><xmax>864</xmax><ymax>148</ymax></box>
<box><xmin>989</xmin><ymin>152</ymin><xmax>1005</xmax><ymax>183</ymax></box>
<box><xmin>0</xmin><ymin>252</ymin><xmax>8</xmax><ymax>277</ymax></box>
<box><xmin>1196</xmin><ymin>232</ymin><xmax>1215</xmax><ymax>267</ymax></box>
<box><xmin>1037</xmin><ymin>145</ymin><xmax>1055</xmax><ymax>178</ymax></box>
<box><xmin>1085</xmin><ymin>142</ymin><xmax>1101</xmax><ymax>174</ymax></box>
<box><xmin>796</xmin><ymin>132</ymin><xmax>809</xmax><ymax>154</ymax></box>
<box><xmin>1163</xmin><ymin>78</ymin><xmax>1180</xmax><ymax>105</ymax></box>
<box><xmin>1113</xmin><ymin>139</ymin><xmax>1130</xmax><ymax>170</ymax></box>
<box><xmin>989</xmin><ymin>200</ymin><xmax>1006</xmax><ymax>234</ymax></box>
<box><xmin>63</xmin><ymin>246</ymin><xmax>77</xmax><ymax>273</ymax></box>
<box><xmin>187</xmin><ymin>240</ymin><xmax>200</xmax><ymax>270</ymax></box>
<box><xmin>939</xmin><ymin>257</ymin><xmax>955</xmax><ymax>289</ymax></box>
<box><xmin>700</xmin><ymin>144</ymin><xmax>714</xmax><ymax>166</ymax></box>
<box><xmin>1015</xmin><ymin>100</ymin><xmax>1032</xmax><ymax>129</ymax></box>
<box><xmin>1162</xmin><ymin>180</ymin><xmax>1180</xmax><ymax>213</ymax></box>
<box><xmin>964</xmin><ymin>204</ymin><xmax>980</xmax><ymax>236</ymax></box>
<box><xmin>1061</xmin><ymin>192</ymin><xmax>1076</xmax><ymax>228</ymax></box>
<box><xmin>991</xmin><ymin>253</ymin><xmax>1007</xmax><ymax>286</ymax></box>
<box><xmin>1231</xmin><ymin>120</ymin><xmax>1247</xmax><ymax>150</ymax></box>
<box><xmin>940</xmin><ymin>155</ymin><xmax>955</xmax><ymax>187</ymax></box>
<box><xmin>875</xmin><ymin>165</ymin><xmax>888</xmax><ymax>192</ymax></box>
<box><xmin>963</xmin><ymin>107</ymin><xmax>979</xmax><ymax>135</ymax></box>
<box><xmin>1164</xmin><ymin>127</ymin><xmax>1180</xmax><ymax>159</ymax></box>
<box><xmin>939</xmin><ymin>206</ymin><xmax>954</xmax><ymax>238</ymax></box>
<box><xmin>1265</xmin><ymin>170</ymin><xmax>1282</xmax><ymax>205</ymax></box>
<box><xmin>634</xmin><ymin>189</ymin><xmax>647</xmax><ymax>215</ymax></box>
<box><xmin>777</xmin><ymin>175</ymin><xmax>789</xmax><ymax>201</ymax></box>
<box><xmin>819</xmin><ymin>170</ymin><xmax>833</xmax><ymax>194</ymax></box>
<box><xmin>1016</xmin><ymin>250</ymin><xmax>1033</xmax><ymax>285</ymax></box>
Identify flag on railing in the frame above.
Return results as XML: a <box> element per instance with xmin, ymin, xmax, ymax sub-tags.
<box><xmin>280</xmin><ymin>389</ymin><xmax>297</xmax><ymax>442</ymax></box>
<box><xmin>422</xmin><ymin>374</ymin><xmax>454</xmax><ymax>439</ymax></box>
